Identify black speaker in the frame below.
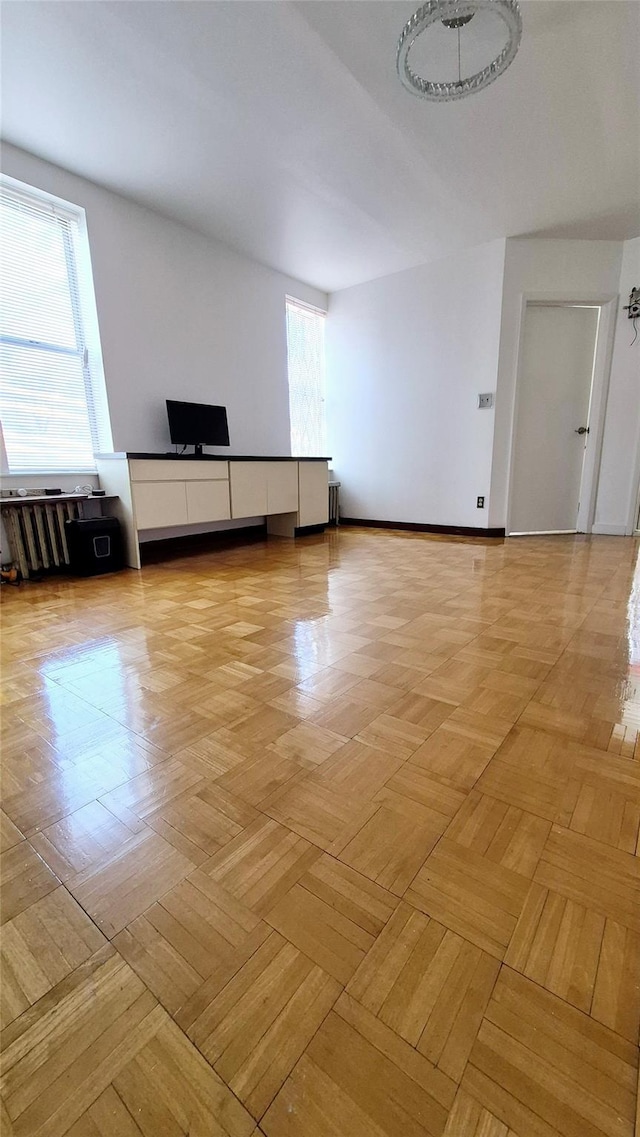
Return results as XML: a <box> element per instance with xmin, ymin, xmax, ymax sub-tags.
<box><xmin>65</xmin><ymin>517</ymin><xmax>124</xmax><ymax>576</ymax></box>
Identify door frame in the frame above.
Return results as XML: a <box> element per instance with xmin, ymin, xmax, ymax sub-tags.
<box><xmin>632</xmin><ymin>465</ymin><xmax>640</xmax><ymax>535</ymax></box>
<box><xmin>506</xmin><ymin>292</ymin><xmax>618</xmax><ymax>536</ymax></box>
<box><xmin>626</xmin><ymin>431</ymin><xmax>640</xmax><ymax>536</ymax></box>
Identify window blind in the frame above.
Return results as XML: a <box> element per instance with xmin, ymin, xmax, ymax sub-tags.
<box><xmin>0</xmin><ymin>182</ymin><xmax>110</xmax><ymax>474</ymax></box>
<box><xmin>286</xmin><ymin>297</ymin><xmax>326</xmax><ymax>458</ymax></box>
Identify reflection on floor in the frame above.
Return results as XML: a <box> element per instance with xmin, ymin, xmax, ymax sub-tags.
<box><xmin>1</xmin><ymin>527</ymin><xmax>639</xmax><ymax>1137</ymax></box>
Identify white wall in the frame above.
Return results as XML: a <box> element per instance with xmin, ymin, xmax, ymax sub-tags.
<box><xmin>325</xmin><ymin>239</ymin><xmax>506</xmax><ymax>529</ymax></box>
<box><xmin>488</xmin><ymin>238</ymin><xmax>624</xmax><ymax>529</ymax></box>
<box><xmin>593</xmin><ymin>237</ymin><xmax>640</xmax><ymax>534</ymax></box>
<box><xmin>3</xmin><ymin>144</ymin><xmax>636</xmax><ymax>544</ymax></box>
<box><xmin>1</xmin><ymin>144</ymin><xmax>326</xmax><ymax>461</ymax></box>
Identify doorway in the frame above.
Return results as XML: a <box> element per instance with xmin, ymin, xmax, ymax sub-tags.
<box><xmin>508</xmin><ymin>303</ymin><xmax>600</xmax><ymax>535</ymax></box>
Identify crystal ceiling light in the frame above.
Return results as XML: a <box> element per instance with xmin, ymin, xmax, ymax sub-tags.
<box><xmin>397</xmin><ymin>0</ymin><xmax>522</xmax><ymax>102</ymax></box>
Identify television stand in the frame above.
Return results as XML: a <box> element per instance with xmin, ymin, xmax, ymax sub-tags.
<box><xmin>95</xmin><ymin>454</ymin><xmax>331</xmax><ymax>568</ymax></box>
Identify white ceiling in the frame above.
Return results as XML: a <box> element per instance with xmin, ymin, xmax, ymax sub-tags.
<box><xmin>1</xmin><ymin>0</ymin><xmax>638</xmax><ymax>292</ymax></box>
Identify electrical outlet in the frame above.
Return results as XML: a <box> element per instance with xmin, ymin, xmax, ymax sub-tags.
<box><xmin>477</xmin><ymin>393</ymin><xmax>494</xmax><ymax>409</ymax></box>
<box><xmin>477</xmin><ymin>496</ymin><xmax>485</xmax><ymax>509</ymax></box>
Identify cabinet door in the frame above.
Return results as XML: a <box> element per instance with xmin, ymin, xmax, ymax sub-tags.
<box><xmin>186</xmin><ymin>480</ymin><xmax>231</xmax><ymax>524</ymax></box>
<box><xmin>298</xmin><ymin>462</ymin><xmax>328</xmax><ymax>526</ymax></box>
<box><xmin>267</xmin><ymin>462</ymin><xmax>298</xmax><ymax>514</ymax></box>
<box><xmin>229</xmin><ymin>462</ymin><xmax>268</xmax><ymax>518</ymax></box>
<box><xmin>129</xmin><ymin>460</ymin><xmax>228</xmax><ymax>481</ymax></box>
<box><xmin>184</xmin><ymin>461</ymin><xmax>228</xmax><ymax>481</ymax></box>
<box><xmin>132</xmin><ymin>481</ymin><xmax>187</xmax><ymax>529</ymax></box>
<box><xmin>128</xmin><ymin>460</ymin><xmax>186</xmax><ymax>482</ymax></box>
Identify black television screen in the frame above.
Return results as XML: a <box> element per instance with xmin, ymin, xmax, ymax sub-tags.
<box><xmin>166</xmin><ymin>400</ymin><xmax>230</xmax><ymax>453</ymax></box>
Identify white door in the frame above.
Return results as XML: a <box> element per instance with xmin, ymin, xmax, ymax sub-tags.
<box><xmin>509</xmin><ymin>305</ymin><xmax>599</xmax><ymax>534</ymax></box>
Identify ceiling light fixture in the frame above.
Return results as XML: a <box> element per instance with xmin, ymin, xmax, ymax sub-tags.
<box><xmin>397</xmin><ymin>0</ymin><xmax>522</xmax><ymax>102</ymax></box>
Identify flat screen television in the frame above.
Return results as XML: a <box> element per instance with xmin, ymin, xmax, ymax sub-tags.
<box><xmin>166</xmin><ymin>400</ymin><xmax>230</xmax><ymax>455</ymax></box>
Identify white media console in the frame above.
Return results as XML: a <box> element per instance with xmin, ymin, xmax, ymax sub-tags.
<box><xmin>95</xmin><ymin>453</ymin><xmax>330</xmax><ymax>569</ymax></box>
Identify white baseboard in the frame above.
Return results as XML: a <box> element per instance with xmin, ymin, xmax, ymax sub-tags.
<box><xmin>591</xmin><ymin>523</ymin><xmax>627</xmax><ymax>536</ymax></box>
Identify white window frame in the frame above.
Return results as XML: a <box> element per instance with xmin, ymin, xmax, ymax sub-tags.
<box><xmin>285</xmin><ymin>295</ymin><xmax>327</xmax><ymax>458</ymax></box>
<box><xmin>0</xmin><ymin>175</ymin><xmax>112</xmax><ymax>475</ymax></box>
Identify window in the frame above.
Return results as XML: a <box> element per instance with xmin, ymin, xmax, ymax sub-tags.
<box><xmin>285</xmin><ymin>297</ymin><xmax>326</xmax><ymax>457</ymax></box>
<box><xmin>0</xmin><ymin>178</ymin><xmax>111</xmax><ymax>474</ymax></box>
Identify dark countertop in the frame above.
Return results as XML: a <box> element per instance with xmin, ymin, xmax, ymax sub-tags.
<box><xmin>96</xmin><ymin>453</ymin><xmax>331</xmax><ymax>462</ymax></box>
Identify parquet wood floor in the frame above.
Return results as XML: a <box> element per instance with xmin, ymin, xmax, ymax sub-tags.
<box><xmin>1</xmin><ymin>528</ymin><xmax>639</xmax><ymax>1136</ymax></box>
